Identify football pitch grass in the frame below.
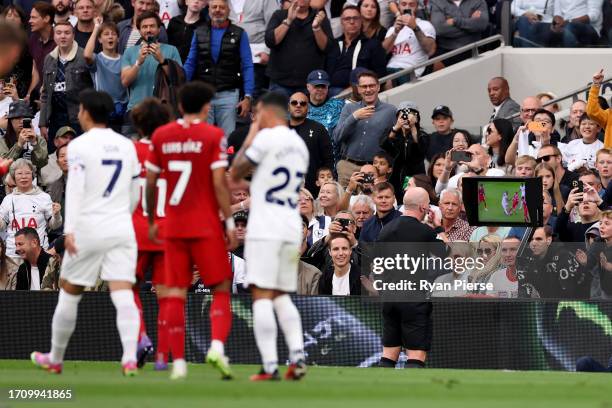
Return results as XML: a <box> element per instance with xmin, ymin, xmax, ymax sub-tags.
<box><xmin>478</xmin><ymin>181</ymin><xmax>528</xmax><ymax>224</ymax></box>
<box><xmin>0</xmin><ymin>361</ymin><xmax>611</xmax><ymax>408</ymax></box>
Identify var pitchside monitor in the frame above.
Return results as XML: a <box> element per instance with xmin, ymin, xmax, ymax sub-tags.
<box><xmin>462</xmin><ymin>177</ymin><xmax>543</xmax><ymax>227</ymax></box>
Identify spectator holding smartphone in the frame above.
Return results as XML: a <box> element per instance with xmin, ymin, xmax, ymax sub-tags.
<box><xmin>382</xmin><ymin>0</ymin><xmax>436</xmax><ymax>83</ymax></box>
<box><xmin>120</xmin><ymin>12</ymin><xmax>182</xmax><ymax>121</ymax></box>
<box><xmin>0</xmin><ymin>100</ymin><xmax>48</xmax><ymax>173</ymax></box>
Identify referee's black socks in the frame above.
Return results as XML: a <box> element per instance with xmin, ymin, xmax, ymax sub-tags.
<box><xmin>378</xmin><ymin>357</ymin><xmax>397</xmax><ymax>368</ymax></box>
<box><xmin>405</xmin><ymin>359</ymin><xmax>425</xmax><ymax>368</ymax></box>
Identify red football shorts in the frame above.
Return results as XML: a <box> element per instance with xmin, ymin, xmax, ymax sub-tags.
<box><xmin>136</xmin><ymin>251</ymin><xmax>165</xmax><ymax>285</ymax></box>
<box><xmin>161</xmin><ymin>236</ymin><xmax>231</xmax><ymax>288</ymax></box>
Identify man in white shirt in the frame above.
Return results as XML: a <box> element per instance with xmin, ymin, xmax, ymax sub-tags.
<box><xmin>512</xmin><ymin>0</ymin><xmax>554</xmax><ymax>47</ymax></box>
<box><xmin>31</xmin><ymin>90</ymin><xmax>141</xmax><ymax>376</ymax></box>
<box><xmin>486</xmin><ymin>235</ymin><xmax>520</xmax><ymax>298</ymax></box>
<box><xmin>382</xmin><ymin>0</ymin><xmax>435</xmax><ymax>82</ymax></box>
<box><xmin>551</xmin><ymin>0</ymin><xmax>603</xmax><ymax>47</ymax></box>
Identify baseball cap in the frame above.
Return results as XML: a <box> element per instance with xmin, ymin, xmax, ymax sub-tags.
<box><xmin>7</xmin><ymin>100</ymin><xmax>33</xmax><ymax>119</ymax></box>
<box><xmin>398</xmin><ymin>101</ymin><xmax>419</xmax><ymax>112</ymax></box>
<box><xmin>307</xmin><ymin>70</ymin><xmax>330</xmax><ymax>86</ymax></box>
<box><xmin>350</xmin><ymin>67</ymin><xmax>369</xmax><ymax>86</ymax></box>
<box><xmin>431</xmin><ymin>105</ymin><xmax>453</xmax><ymax>119</ymax></box>
<box><xmin>55</xmin><ymin>126</ymin><xmax>76</xmax><ymax>139</ymax></box>
<box><xmin>233</xmin><ymin>210</ymin><xmax>248</xmax><ymax>223</ymax></box>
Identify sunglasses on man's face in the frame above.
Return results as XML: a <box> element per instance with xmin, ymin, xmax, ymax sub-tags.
<box><xmin>290</xmin><ymin>100</ymin><xmax>308</xmax><ymax>107</ymax></box>
<box><xmin>536</xmin><ymin>154</ymin><xmax>557</xmax><ymax>163</ymax></box>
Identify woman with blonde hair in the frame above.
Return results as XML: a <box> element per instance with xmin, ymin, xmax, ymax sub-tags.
<box><xmin>469</xmin><ymin>234</ymin><xmax>503</xmax><ymax>289</ymax></box>
<box><xmin>535</xmin><ymin>162</ymin><xmax>565</xmax><ymax>215</ymax></box>
<box><xmin>316</xmin><ymin>181</ymin><xmax>343</xmax><ymax>219</ymax></box>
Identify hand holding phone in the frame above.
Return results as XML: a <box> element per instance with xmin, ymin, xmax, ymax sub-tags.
<box><xmin>451</xmin><ymin>150</ymin><xmax>472</xmax><ymax>163</ymax></box>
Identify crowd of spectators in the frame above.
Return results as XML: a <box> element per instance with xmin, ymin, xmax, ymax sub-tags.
<box><xmin>0</xmin><ymin>0</ymin><xmax>611</xmax><ymax>298</ymax></box>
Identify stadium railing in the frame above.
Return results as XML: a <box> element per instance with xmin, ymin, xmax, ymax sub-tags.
<box><xmin>333</xmin><ymin>34</ymin><xmax>505</xmax><ymax>100</ymax></box>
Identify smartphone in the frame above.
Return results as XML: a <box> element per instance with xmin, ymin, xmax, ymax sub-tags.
<box><xmin>403</xmin><ymin>9</ymin><xmax>412</xmax><ymax>15</ymax></box>
<box><xmin>400</xmin><ymin>109</ymin><xmax>409</xmax><ymax>121</ymax></box>
<box><xmin>22</xmin><ymin>118</ymin><xmax>31</xmax><ymax>129</ymax></box>
<box><xmin>337</xmin><ymin>218</ymin><xmax>350</xmax><ymax>231</ymax></box>
<box><xmin>527</xmin><ymin>121</ymin><xmax>547</xmax><ymax>132</ymax></box>
<box><xmin>146</xmin><ymin>36</ymin><xmax>157</xmax><ymax>44</ymax></box>
<box><xmin>362</xmin><ymin>173</ymin><xmax>375</xmax><ymax>184</ymax></box>
<box><xmin>451</xmin><ymin>150</ymin><xmax>472</xmax><ymax>163</ymax></box>
<box><xmin>572</xmin><ymin>179</ymin><xmax>584</xmax><ymax>194</ymax></box>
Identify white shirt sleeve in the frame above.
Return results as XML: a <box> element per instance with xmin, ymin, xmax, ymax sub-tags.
<box><xmin>418</xmin><ymin>20</ymin><xmax>436</xmax><ymax>39</ymax></box>
<box><xmin>244</xmin><ymin>130</ymin><xmax>270</xmax><ymax>165</ymax></box>
<box><xmin>129</xmin><ymin>144</ymin><xmax>141</xmax><ymax>213</ymax></box>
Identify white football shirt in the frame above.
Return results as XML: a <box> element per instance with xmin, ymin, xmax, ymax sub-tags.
<box><xmin>64</xmin><ymin>127</ymin><xmax>140</xmax><ymax>239</ymax></box>
<box><xmin>559</xmin><ymin>138</ymin><xmax>604</xmax><ymax>170</ymax></box>
<box><xmin>0</xmin><ymin>189</ymin><xmax>55</xmax><ymax>256</ymax></box>
<box><xmin>385</xmin><ymin>19</ymin><xmax>436</xmax><ymax>77</ymax></box>
<box><xmin>157</xmin><ymin>0</ymin><xmax>181</xmax><ymax>27</ymax></box>
<box><xmin>245</xmin><ymin>125</ymin><xmax>309</xmax><ymax>244</ymax></box>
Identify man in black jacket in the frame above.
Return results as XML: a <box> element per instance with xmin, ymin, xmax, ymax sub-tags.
<box><xmin>15</xmin><ymin>227</ymin><xmax>51</xmax><ymax>290</ymax></box>
<box><xmin>318</xmin><ymin>233</ymin><xmax>361</xmax><ymax>296</ymax></box>
<box><xmin>288</xmin><ymin>92</ymin><xmax>334</xmax><ymax>196</ymax></box>
<box><xmin>376</xmin><ymin>187</ymin><xmax>446</xmax><ymax>369</ymax></box>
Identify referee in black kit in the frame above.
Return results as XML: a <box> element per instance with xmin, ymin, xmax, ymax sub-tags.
<box><xmin>376</xmin><ymin>187</ymin><xmax>448</xmax><ymax>368</ymax></box>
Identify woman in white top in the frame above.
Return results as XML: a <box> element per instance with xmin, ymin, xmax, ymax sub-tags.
<box><xmin>0</xmin><ymin>159</ymin><xmax>62</xmax><ymax>285</ymax></box>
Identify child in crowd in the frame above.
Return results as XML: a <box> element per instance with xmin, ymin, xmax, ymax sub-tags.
<box><xmin>84</xmin><ymin>17</ymin><xmax>128</xmax><ymax>132</ymax></box>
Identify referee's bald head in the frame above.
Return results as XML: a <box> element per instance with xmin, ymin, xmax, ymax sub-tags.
<box><xmin>403</xmin><ymin>187</ymin><xmax>430</xmax><ymax>209</ymax></box>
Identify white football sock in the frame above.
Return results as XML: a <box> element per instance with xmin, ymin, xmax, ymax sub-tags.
<box><xmin>110</xmin><ymin>289</ymin><xmax>139</xmax><ymax>365</ymax></box>
<box><xmin>253</xmin><ymin>299</ymin><xmax>278</xmax><ymax>374</ymax></box>
<box><xmin>273</xmin><ymin>295</ymin><xmax>305</xmax><ymax>363</ymax></box>
<box><xmin>210</xmin><ymin>339</ymin><xmax>224</xmax><ymax>355</ymax></box>
<box><xmin>50</xmin><ymin>289</ymin><xmax>82</xmax><ymax>364</ymax></box>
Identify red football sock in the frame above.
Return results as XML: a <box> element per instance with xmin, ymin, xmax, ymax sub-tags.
<box><xmin>210</xmin><ymin>291</ymin><xmax>232</xmax><ymax>343</ymax></box>
<box><xmin>132</xmin><ymin>286</ymin><xmax>147</xmax><ymax>341</ymax></box>
<box><xmin>156</xmin><ymin>297</ymin><xmax>169</xmax><ymax>363</ymax></box>
<box><xmin>165</xmin><ymin>297</ymin><xmax>185</xmax><ymax>360</ymax></box>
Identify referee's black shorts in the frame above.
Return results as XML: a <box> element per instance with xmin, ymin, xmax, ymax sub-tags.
<box><xmin>382</xmin><ymin>302</ymin><xmax>432</xmax><ymax>351</ymax></box>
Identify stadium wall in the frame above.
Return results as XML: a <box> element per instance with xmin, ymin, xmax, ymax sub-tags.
<box><xmin>382</xmin><ymin>47</ymin><xmax>612</xmax><ymax>135</ymax></box>
<box><xmin>1</xmin><ymin>292</ymin><xmax>611</xmax><ymax>371</ymax></box>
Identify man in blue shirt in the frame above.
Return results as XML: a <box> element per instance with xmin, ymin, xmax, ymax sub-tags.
<box><xmin>184</xmin><ymin>0</ymin><xmax>254</xmax><ymax>137</ymax></box>
<box><xmin>120</xmin><ymin>11</ymin><xmax>182</xmax><ymax>124</ymax></box>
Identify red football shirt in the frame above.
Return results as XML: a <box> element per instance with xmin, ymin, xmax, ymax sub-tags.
<box><xmin>133</xmin><ymin>139</ymin><xmax>166</xmax><ymax>251</ymax></box>
<box><xmin>146</xmin><ymin>120</ymin><xmax>228</xmax><ymax>239</ymax></box>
